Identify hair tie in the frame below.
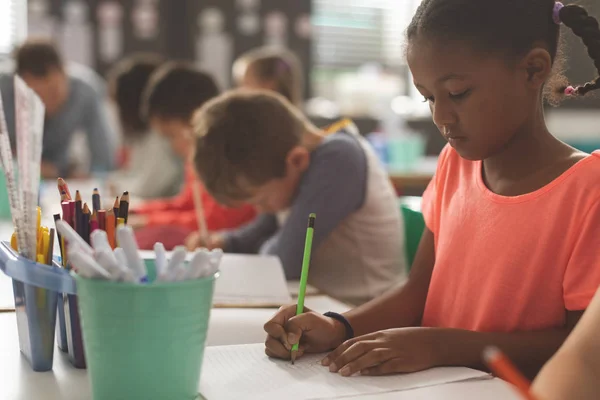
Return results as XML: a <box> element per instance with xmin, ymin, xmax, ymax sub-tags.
<box><xmin>553</xmin><ymin>2</ymin><xmax>565</xmax><ymax>25</ymax></box>
<box><xmin>564</xmin><ymin>86</ymin><xmax>576</xmax><ymax>96</ymax></box>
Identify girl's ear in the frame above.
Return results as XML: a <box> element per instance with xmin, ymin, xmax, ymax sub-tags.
<box><xmin>519</xmin><ymin>48</ymin><xmax>553</xmax><ymax>89</ymax></box>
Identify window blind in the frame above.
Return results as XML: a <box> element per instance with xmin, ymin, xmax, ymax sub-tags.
<box><xmin>312</xmin><ymin>0</ymin><xmax>419</xmax><ymax>68</ymax></box>
<box><xmin>0</xmin><ymin>0</ymin><xmax>27</xmax><ymax>56</ymax></box>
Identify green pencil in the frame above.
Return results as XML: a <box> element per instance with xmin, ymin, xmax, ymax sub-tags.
<box><xmin>291</xmin><ymin>213</ymin><xmax>316</xmax><ymax>365</ymax></box>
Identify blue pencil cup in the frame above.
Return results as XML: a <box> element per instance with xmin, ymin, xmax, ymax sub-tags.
<box><xmin>0</xmin><ymin>242</ymin><xmax>76</xmax><ymax>371</ymax></box>
<box><xmin>56</xmin><ymin>292</ymin><xmax>68</xmax><ymax>352</ymax></box>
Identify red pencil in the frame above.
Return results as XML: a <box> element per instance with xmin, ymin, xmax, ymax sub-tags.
<box><xmin>57</xmin><ymin>177</ymin><xmax>72</xmax><ymax>200</ymax></box>
<box><xmin>61</xmin><ymin>201</ymin><xmax>72</xmax><ymax>227</ymax></box>
<box><xmin>98</xmin><ymin>210</ymin><xmax>106</xmax><ymax>231</ymax></box>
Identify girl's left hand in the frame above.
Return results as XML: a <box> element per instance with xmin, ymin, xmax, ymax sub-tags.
<box><xmin>321</xmin><ymin>328</ymin><xmax>438</xmax><ymax>377</ymax></box>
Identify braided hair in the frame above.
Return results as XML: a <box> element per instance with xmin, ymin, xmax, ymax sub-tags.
<box><xmin>407</xmin><ymin>0</ymin><xmax>600</xmax><ymax>103</ymax></box>
<box><xmin>559</xmin><ymin>5</ymin><xmax>600</xmax><ymax>96</ymax></box>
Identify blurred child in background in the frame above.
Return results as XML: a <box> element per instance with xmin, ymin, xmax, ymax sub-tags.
<box><xmin>129</xmin><ymin>63</ymin><xmax>256</xmax><ymax>249</ymax></box>
<box><xmin>107</xmin><ymin>54</ymin><xmax>183</xmax><ymax>200</ymax></box>
<box><xmin>191</xmin><ymin>90</ymin><xmax>405</xmax><ymax>304</ymax></box>
<box><xmin>233</xmin><ymin>46</ymin><xmax>304</xmax><ymax>107</ymax></box>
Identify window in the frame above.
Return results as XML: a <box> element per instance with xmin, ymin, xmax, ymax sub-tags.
<box><xmin>311</xmin><ymin>0</ymin><xmax>422</xmax><ymax>116</ymax></box>
<box><xmin>0</xmin><ymin>0</ymin><xmax>27</xmax><ymax>56</ymax></box>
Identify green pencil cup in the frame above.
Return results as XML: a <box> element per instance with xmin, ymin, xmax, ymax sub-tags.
<box><xmin>74</xmin><ymin>265</ymin><xmax>216</xmax><ymax>400</ymax></box>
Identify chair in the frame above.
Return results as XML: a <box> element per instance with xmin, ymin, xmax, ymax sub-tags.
<box><xmin>400</xmin><ymin>203</ymin><xmax>425</xmax><ymax>272</ymax></box>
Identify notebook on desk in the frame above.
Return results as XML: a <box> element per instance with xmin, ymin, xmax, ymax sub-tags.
<box><xmin>140</xmin><ymin>251</ymin><xmax>292</xmax><ymax>308</ymax></box>
<box><xmin>199</xmin><ymin>343</ymin><xmax>491</xmax><ymax>400</ymax></box>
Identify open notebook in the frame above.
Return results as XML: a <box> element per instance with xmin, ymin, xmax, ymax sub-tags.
<box><xmin>199</xmin><ymin>344</ymin><xmax>490</xmax><ymax>400</ymax></box>
<box><xmin>140</xmin><ymin>251</ymin><xmax>292</xmax><ymax>308</ymax></box>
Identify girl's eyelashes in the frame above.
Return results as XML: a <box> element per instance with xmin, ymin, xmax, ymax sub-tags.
<box><xmin>421</xmin><ymin>89</ymin><xmax>472</xmax><ymax>104</ymax></box>
<box><xmin>449</xmin><ymin>89</ymin><xmax>471</xmax><ymax>100</ymax></box>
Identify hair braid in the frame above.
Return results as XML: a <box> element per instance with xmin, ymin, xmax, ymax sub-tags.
<box><xmin>559</xmin><ymin>5</ymin><xmax>600</xmax><ymax>96</ymax></box>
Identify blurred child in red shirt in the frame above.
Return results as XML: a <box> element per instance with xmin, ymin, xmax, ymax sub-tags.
<box><xmin>128</xmin><ymin>62</ymin><xmax>256</xmax><ymax>249</ymax></box>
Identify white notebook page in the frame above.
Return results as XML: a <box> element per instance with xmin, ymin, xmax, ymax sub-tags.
<box><xmin>199</xmin><ymin>344</ymin><xmax>490</xmax><ymax>400</ymax></box>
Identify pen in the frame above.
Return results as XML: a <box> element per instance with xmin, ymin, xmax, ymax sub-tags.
<box><xmin>291</xmin><ymin>213</ymin><xmax>316</xmax><ymax>365</ymax></box>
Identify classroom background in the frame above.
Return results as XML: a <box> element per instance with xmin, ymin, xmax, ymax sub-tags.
<box><xmin>2</xmin><ymin>0</ymin><xmax>599</xmax><ymax>196</ymax></box>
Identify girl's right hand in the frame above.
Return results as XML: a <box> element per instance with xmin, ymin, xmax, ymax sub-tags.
<box><xmin>263</xmin><ymin>305</ymin><xmax>347</xmax><ymax>360</ymax></box>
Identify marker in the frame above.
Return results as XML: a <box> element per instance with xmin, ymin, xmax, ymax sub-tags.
<box><xmin>154</xmin><ymin>242</ymin><xmax>167</xmax><ymax>278</ymax></box>
<box><xmin>164</xmin><ymin>246</ymin><xmax>187</xmax><ymax>281</ymax></box>
<box><xmin>67</xmin><ymin>246</ymin><xmax>111</xmax><ymax>279</ymax></box>
<box><xmin>55</xmin><ymin>220</ymin><xmax>94</xmax><ymax>256</ymax></box>
<box><xmin>116</xmin><ymin>226</ymin><xmax>147</xmax><ymax>282</ymax></box>
<box><xmin>291</xmin><ymin>213</ymin><xmax>316</xmax><ymax>364</ymax></box>
<box><xmin>188</xmin><ymin>249</ymin><xmax>210</xmax><ymax>280</ymax></box>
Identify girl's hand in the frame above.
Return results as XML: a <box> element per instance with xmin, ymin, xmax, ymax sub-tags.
<box><xmin>322</xmin><ymin>328</ymin><xmax>438</xmax><ymax>377</ymax></box>
<box><xmin>263</xmin><ymin>305</ymin><xmax>347</xmax><ymax>360</ymax></box>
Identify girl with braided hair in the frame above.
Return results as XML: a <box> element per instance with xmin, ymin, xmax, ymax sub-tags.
<box><xmin>263</xmin><ymin>0</ymin><xmax>600</xmax><ymax>380</ymax></box>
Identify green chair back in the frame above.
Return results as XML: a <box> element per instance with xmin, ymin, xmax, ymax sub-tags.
<box><xmin>400</xmin><ymin>203</ymin><xmax>425</xmax><ymax>272</ymax></box>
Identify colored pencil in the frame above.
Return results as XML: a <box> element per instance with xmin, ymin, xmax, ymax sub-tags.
<box><xmin>92</xmin><ymin>188</ymin><xmax>101</xmax><ymax>214</ymax></box>
<box><xmin>118</xmin><ymin>191</ymin><xmax>129</xmax><ymax>224</ymax></box>
<box><xmin>61</xmin><ymin>201</ymin><xmax>72</xmax><ymax>227</ymax></box>
<box><xmin>483</xmin><ymin>347</ymin><xmax>538</xmax><ymax>400</ymax></box>
<box><xmin>90</xmin><ymin>210</ymin><xmax>99</xmax><ymax>234</ymax></box>
<box><xmin>57</xmin><ymin>177</ymin><xmax>72</xmax><ymax>200</ymax></box>
<box><xmin>82</xmin><ymin>203</ymin><xmax>91</xmax><ymax>244</ymax></box>
<box><xmin>75</xmin><ymin>191</ymin><xmax>82</xmax><ymax>234</ymax></box>
<box><xmin>291</xmin><ymin>213</ymin><xmax>316</xmax><ymax>364</ymax></box>
<box><xmin>46</xmin><ymin>229</ymin><xmax>55</xmax><ymax>265</ymax></box>
<box><xmin>106</xmin><ymin>209</ymin><xmax>116</xmax><ymax>249</ymax></box>
<box><xmin>113</xmin><ymin>196</ymin><xmax>120</xmax><ymax>226</ymax></box>
<box><xmin>98</xmin><ymin>210</ymin><xmax>106</xmax><ymax>231</ymax></box>
<box><xmin>192</xmin><ymin>179</ymin><xmax>208</xmax><ymax>242</ymax></box>
<box><xmin>53</xmin><ymin>213</ymin><xmax>63</xmax><ymax>262</ymax></box>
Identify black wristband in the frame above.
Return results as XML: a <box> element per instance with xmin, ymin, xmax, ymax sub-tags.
<box><xmin>324</xmin><ymin>311</ymin><xmax>354</xmax><ymax>342</ymax></box>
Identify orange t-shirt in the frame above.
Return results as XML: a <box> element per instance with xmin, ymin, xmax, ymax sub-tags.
<box><xmin>421</xmin><ymin>145</ymin><xmax>600</xmax><ymax>332</ymax></box>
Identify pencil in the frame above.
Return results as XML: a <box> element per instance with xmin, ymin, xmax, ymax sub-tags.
<box><xmin>291</xmin><ymin>213</ymin><xmax>316</xmax><ymax>365</ymax></box>
<box><xmin>53</xmin><ymin>214</ymin><xmax>63</xmax><ymax>263</ymax></box>
<box><xmin>61</xmin><ymin>201</ymin><xmax>72</xmax><ymax>227</ymax></box>
<box><xmin>75</xmin><ymin>190</ymin><xmax>82</xmax><ymax>234</ymax></box>
<box><xmin>46</xmin><ymin>228</ymin><xmax>55</xmax><ymax>265</ymax></box>
<box><xmin>82</xmin><ymin>203</ymin><xmax>91</xmax><ymax>244</ymax></box>
<box><xmin>117</xmin><ymin>217</ymin><xmax>125</xmax><ymax>227</ymax></box>
<box><xmin>92</xmin><ymin>188</ymin><xmax>101</xmax><ymax>214</ymax></box>
<box><xmin>192</xmin><ymin>179</ymin><xmax>208</xmax><ymax>242</ymax></box>
<box><xmin>113</xmin><ymin>196</ymin><xmax>120</xmax><ymax>227</ymax></box>
<box><xmin>90</xmin><ymin>210</ymin><xmax>99</xmax><ymax>234</ymax></box>
<box><xmin>483</xmin><ymin>347</ymin><xmax>538</xmax><ymax>400</ymax></box>
<box><xmin>106</xmin><ymin>209</ymin><xmax>116</xmax><ymax>249</ymax></box>
<box><xmin>119</xmin><ymin>191</ymin><xmax>129</xmax><ymax>224</ymax></box>
<box><xmin>57</xmin><ymin>177</ymin><xmax>72</xmax><ymax>200</ymax></box>
<box><xmin>98</xmin><ymin>210</ymin><xmax>106</xmax><ymax>231</ymax></box>
<box><xmin>60</xmin><ymin>190</ymin><xmax>68</xmax><ymax>202</ymax></box>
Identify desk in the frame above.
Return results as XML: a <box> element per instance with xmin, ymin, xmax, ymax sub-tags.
<box><xmin>0</xmin><ymin>310</ymin><xmax>518</xmax><ymax>400</ymax></box>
